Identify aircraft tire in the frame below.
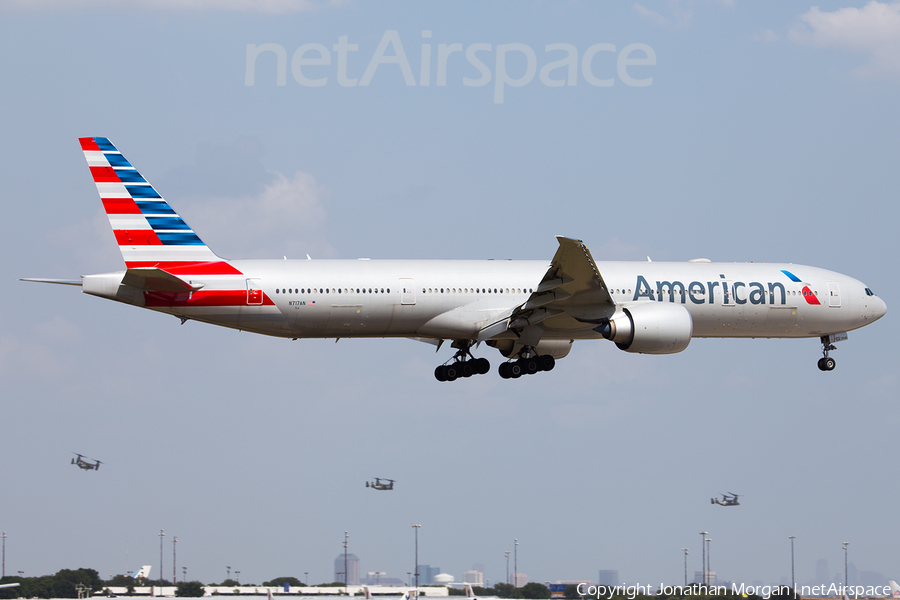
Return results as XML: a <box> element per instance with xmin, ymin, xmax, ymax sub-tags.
<box><xmin>824</xmin><ymin>357</ymin><xmax>836</xmax><ymax>371</ymax></box>
<box><xmin>475</xmin><ymin>357</ymin><xmax>491</xmax><ymax>374</ymax></box>
<box><xmin>509</xmin><ymin>362</ymin><xmax>523</xmax><ymax>378</ymax></box>
<box><xmin>539</xmin><ymin>355</ymin><xmax>556</xmax><ymax>371</ymax></box>
<box><xmin>499</xmin><ymin>362</ymin><xmax>511</xmax><ymax>379</ymax></box>
<box><xmin>524</xmin><ymin>357</ymin><xmax>540</xmax><ymax>374</ymax></box>
<box><xmin>445</xmin><ymin>364</ymin><xmax>459</xmax><ymax>381</ymax></box>
<box><xmin>435</xmin><ymin>366</ymin><xmax>447</xmax><ymax>381</ymax></box>
<box><xmin>460</xmin><ymin>361</ymin><xmax>475</xmax><ymax>378</ymax></box>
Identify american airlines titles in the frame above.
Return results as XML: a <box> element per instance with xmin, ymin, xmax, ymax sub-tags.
<box><xmin>633</xmin><ymin>275</ymin><xmax>793</xmax><ymax>306</ymax></box>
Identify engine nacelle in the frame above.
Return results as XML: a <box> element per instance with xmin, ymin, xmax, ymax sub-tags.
<box><xmin>488</xmin><ymin>338</ymin><xmax>574</xmax><ymax>359</ymax></box>
<box><xmin>597</xmin><ymin>303</ymin><xmax>692</xmax><ymax>354</ymax></box>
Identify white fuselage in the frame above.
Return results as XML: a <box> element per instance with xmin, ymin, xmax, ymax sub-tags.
<box><xmin>85</xmin><ymin>258</ymin><xmax>886</xmax><ymax>342</ymax></box>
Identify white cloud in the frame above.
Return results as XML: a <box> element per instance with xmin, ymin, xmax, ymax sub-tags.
<box><xmin>789</xmin><ymin>1</ymin><xmax>900</xmax><ymax>79</ymax></box>
<box><xmin>189</xmin><ymin>169</ymin><xmax>336</xmax><ymax>260</ymax></box>
<box><xmin>752</xmin><ymin>28</ymin><xmax>780</xmax><ymax>43</ymax></box>
<box><xmin>634</xmin><ymin>1</ymin><xmax>694</xmax><ymax>28</ymax></box>
<box><xmin>634</xmin><ymin>0</ymin><xmax>733</xmax><ymax>29</ymax></box>
<box><xmin>0</xmin><ymin>0</ymin><xmax>347</xmax><ymax>13</ymax></box>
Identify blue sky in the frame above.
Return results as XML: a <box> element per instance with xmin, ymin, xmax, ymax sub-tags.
<box><xmin>1</xmin><ymin>0</ymin><xmax>898</xmax><ymax>589</ymax></box>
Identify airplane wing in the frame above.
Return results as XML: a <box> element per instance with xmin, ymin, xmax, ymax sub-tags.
<box><xmin>0</xmin><ymin>583</ymin><xmax>20</xmax><ymax>589</ymax></box>
<box><xmin>478</xmin><ymin>236</ymin><xmax>615</xmax><ymax>343</ymax></box>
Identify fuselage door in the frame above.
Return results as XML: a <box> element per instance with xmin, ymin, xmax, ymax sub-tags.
<box><xmin>400</xmin><ymin>278</ymin><xmax>416</xmax><ymax>305</ymax></box>
<box><xmin>827</xmin><ymin>282</ymin><xmax>841</xmax><ymax>308</ymax></box>
<box><xmin>247</xmin><ymin>278</ymin><xmax>263</xmax><ymax>305</ymax></box>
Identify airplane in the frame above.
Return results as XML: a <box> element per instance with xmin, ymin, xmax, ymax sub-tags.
<box><xmin>71</xmin><ymin>452</ymin><xmax>102</xmax><ymax>471</ymax></box>
<box><xmin>0</xmin><ymin>584</ymin><xmax>20</xmax><ymax>590</ymax></box>
<box><xmin>366</xmin><ymin>478</ymin><xmax>394</xmax><ymax>490</ymax></box>
<box><xmin>464</xmin><ymin>583</ymin><xmax>500</xmax><ymax>600</ymax></box>
<box><xmin>22</xmin><ymin>138</ymin><xmax>887</xmax><ymax>380</ymax></box>
<box><xmin>887</xmin><ymin>581</ymin><xmax>900</xmax><ymax>598</ymax></box>
<box><xmin>133</xmin><ymin>566</ymin><xmax>152</xmax><ymax>579</ymax></box>
<box><xmin>711</xmin><ymin>492</ymin><xmax>739</xmax><ymax>506</ymax></box>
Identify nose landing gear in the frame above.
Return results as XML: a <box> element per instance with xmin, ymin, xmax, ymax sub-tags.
<box><xmin>818</xmin><ymin>335</ymin><xmax>837</xmax><ymax>371</ymax></box>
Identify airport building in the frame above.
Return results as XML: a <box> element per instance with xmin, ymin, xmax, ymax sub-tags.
<box><xmin>598</xmin><ymin>571</ymin><xmax>619</xmax><ymax>587</ymax></box>
<box><xmin>463</xmin><ymin>571</ymin><xmax>484</xmax><ymax>585</ymax></box>
<box><xmin>334</xmin><ymin>553</ymin><xmax>360</xmax><ymax>585</ymax></box>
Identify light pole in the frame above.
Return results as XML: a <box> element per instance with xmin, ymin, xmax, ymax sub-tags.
<box><xmin>843</xmin><ymin>542</ymin><xmax>849</xmax><ymax>596</ymax></box>
<box><xmin>682</xmin><ymin>549</ymin><xmax>689</xmax><ymax>587</ymax></box>
<box><xmin>183</xmin><ymin>567</ymin><xmax>187</xmax><ymax>582</ymax></box>
<box><xmin>699</xmin><ymin>532</ymin><xmax>707</xmax><ymax>587</ymax></box>
<box><xmin>706</xmin><ymin>538</ymin><xmax>712</xmax><ymax>585</ymax></box>
<box><xmin>412</xmin><ymin>525</ymin><xmax>421</xmax><ymax>598</ymax></box>
<box><xmin>789</xmin><ymin>536</ymin><xmax>796</xmax><ymax>596</ymax></box>
<box><xmin>172</xmin><ymin>536</ymin><xmax>177</xmax><ymax>584</ymax></box>
<box><xmin>235</xmin><ymin>571</ymin><xmax>240</xmax><ymax>585</ymax></box>
<box><xmin>505</xmin><ymin>551</ymin><xmax>510</xmax><ymax>585</ymax></box>
<box><xmin>344</xmin><ymin>531</ymin><xmax>349</xmax><ymax>593</ymax></box>
<box><xmin>305</xmin><ymin>572</ymin><xmax>309</xmax><ymax>586</ymax></box>
<box><xmin>158</xmin><ymin>530</ymin><xmax>165</xmax><ymax>583</ymax></box>
<box><xmin>2</xmin><ymin>531</ymin><xmax>6</xmax><ymax>578</ymax></box>
<box><xmin>513</xmin><ymin>539</ymin><xmax>518</xmax><ymax>588</ymax></box>
<box><xmin>227</xmin><ymin>566</ymin><xmax>231</xmax><ymax>581</ymax></box>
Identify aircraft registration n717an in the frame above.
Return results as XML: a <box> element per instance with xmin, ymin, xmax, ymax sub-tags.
<box><xmin>23</xmin><ymin>138</ymin><xmax>887</xmax><ymax>379</ymax></box>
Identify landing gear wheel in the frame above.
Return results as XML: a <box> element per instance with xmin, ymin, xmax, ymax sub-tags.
<box><xmin>539</xmin><ymin>355</ymin><xmax>556</xmax><ymax>371</ymax></box>
<box><xmin>524</xmin><ymin>357</ymin><xmax>540</xmax><ymax>374</ymax></box>
<box><xmin>509</xmin><ymin>361</ymin><xmax>523</xmax><ymax>379</ymax></box>
<box><xmin>444</xmin><ymin>364</ymin><xmax>459</xmax><ymax>381</ymax></box>
<box><xmin>499</xmin><ymin>362</ymin><xmax>511</xmax><ymax>379</ymax></box>
<box><xmin>435</xmin><ymin>366</ymin><xmax>447</xmax><ymax>381</ymax></box>
<box><xmin>817</xmin><ymin>358</ymin><xmax>826</xmax><ymax>371</ymax></box>
<box><xmin>460</xmin><ymin>361</ymin><xmax>475</xmax><ymax>378</ymax></box>
<box><xmin>475</xmin><ymin>357</ymin><xmax>491</xmax><ymax>374</ymax></box>
<box><xmin>823</xmin><ymin>356</ymin><xmax>836</xmax><ymax>371</ymax></box>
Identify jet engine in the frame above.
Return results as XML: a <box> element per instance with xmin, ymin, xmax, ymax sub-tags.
<box><xmin>596</xmin><ymin>302</ymin><xmax>693</xmax><ymax>354</ymax></box>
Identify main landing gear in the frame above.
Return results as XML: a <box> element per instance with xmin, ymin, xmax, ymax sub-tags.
<box><xmin>817</xmin><ymin>335</ymin><xmax>837</xmax><ymax>371</ymax></box>
<box><xmin>498</xmin><ymin>350</ymin><xmax>555</xmax><ymax>379</ymax></box>
<box><xmin>434</xmin><ymin>341</ymin><xmax>490</xmax><ymax>382</ymax></box>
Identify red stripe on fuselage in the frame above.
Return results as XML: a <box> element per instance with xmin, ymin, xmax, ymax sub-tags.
<box><xmin>144</xmin><ymin>290</ymin><xmax>273</xmax><ymax>307</ymax></box>
<box><xmin>802</xmin><ymin>286</ymin><xmax>821</xmax><ymax>305</ymax></box>
<box><xmin>123</xmin><ymin>261</ymin><xmax>243</xmax><ymax>275</ymax></box>
<box><xmin>114</xmin><ymin>230</ymin><xmax>162</xmax><ymax>245</ymax></box>
<box><xmin>102</xmin><ymin>198</ymin><xmax>142</xmax><ymax>214</ymax></box>
<box><xmin>90</xmin><ymin>166</ymin><xmax>120</xmax><ymax>183</ymax></box>
<box><xmin>79</xmin><ymin>137</ymin><xmax>100</xmax><ymax>151</ymax></box>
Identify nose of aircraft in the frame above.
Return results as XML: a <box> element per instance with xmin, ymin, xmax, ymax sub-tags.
<box><xmin>875</xmin><ymin>296</ymin><xmax>888</xmax><ymax>321</ymax></box>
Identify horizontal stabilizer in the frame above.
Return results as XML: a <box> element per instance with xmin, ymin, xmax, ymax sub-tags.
<box><xmin>20</xmin><ymin>278</ymin><xmax>82</xmax><ymax>286</ymax></box>
<box><xmin>122</xmin><ymin>268</ymin><xmax>204</xmax><ymax>293</ymax></box>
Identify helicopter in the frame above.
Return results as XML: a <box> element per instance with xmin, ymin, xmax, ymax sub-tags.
<box><xmin>366</xmin><ymin>478</ymin><xmax>394</xmax><ymax>490</ymax></box>
<box><xmin>711</xmin><ymin>492</ymin><xmax>740</xmax><ymax>506</ymax></box>
<box><xmin>71</xmin><ymin>453</ymin><xmax>102</xmax><ymax>471</ymax></box>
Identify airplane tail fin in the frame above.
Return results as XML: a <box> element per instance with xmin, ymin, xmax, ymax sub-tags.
<box><xmin>134</xmin><ymin>566</ymin><xmax>152</xmax><ymax>579</ymax></box>
<box><xmin>888</xmin><ymin>581</ymin><xmax>900</xmax><ymax>597</ymax></box>
<box><xmin>364</xmin><ymin>586</ymin><xmax>372</xmax><ymax>599</ymax></box>
<box><xmin>465</xmin><ymin>583</ymin><xmax>474</xmax><ymax>598</ymax></box>
<box><xmin>79</xmin><ymin>137</ymin><xmax>230</xmax><ymax>271</ymax></box>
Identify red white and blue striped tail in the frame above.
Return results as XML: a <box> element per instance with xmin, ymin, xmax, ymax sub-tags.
<box><xmin>79</xmin><ymin>137</ymin><xmax>233</xmax><ymax>273</ymax></box>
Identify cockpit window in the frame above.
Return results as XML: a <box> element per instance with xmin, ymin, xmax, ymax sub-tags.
<box><xmin>865</xmin><ymin>288</ymin><xmax>875</xmax><ymax>296</ymax></box>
